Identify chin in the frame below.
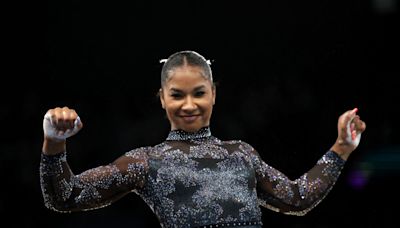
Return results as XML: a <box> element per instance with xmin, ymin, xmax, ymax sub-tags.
<box><xmin>177</xmin><ymin>123</ymin><xmax>205</xmax><ymax>133</ymax></box>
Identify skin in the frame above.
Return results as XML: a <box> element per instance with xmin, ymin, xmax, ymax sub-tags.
<box><xmin>159</xmin><ymin>65</ymin><xmax>216</xmax><ymax>133</ymax></box>
<box><xmin>330</xmin><ymin>108</ymin><xmax>366</xmax><ymax>160</ymax></box>
<box><xmin>42</xmin><ymin>106</ymin><xmax>82</xmax><ymax>155</ymax></box>
<box><xmin>42</xmin><ymin>67</ymin><xmax>366</xmax><ymax>160</ymax></box>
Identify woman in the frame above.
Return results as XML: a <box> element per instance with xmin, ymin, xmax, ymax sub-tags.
<box><xmin>40</xmin><ymin>50</ymin><xmax>366</xmax><ymax>228</ymax></box>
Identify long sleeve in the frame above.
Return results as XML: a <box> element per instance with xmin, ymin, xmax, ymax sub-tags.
<box><xmin>242</xmin><ymin>143</ymin><xmax>346</xmax><ymax>216</ymax></box>
<box><xmin>39</xmin><ymin>147</ymin><xmax>149</xmax><ymax>213</ymax></box>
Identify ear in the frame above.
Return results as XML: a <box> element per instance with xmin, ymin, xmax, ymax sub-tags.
<box><xmin>159</xmin><ymin>88</ymin><xmax>166</xmax><ymax>109</ymax></box>
<box><xmin>212</xmin><ymin>86</ymin><xmax>216</xmax><ymax>105</ymax></box>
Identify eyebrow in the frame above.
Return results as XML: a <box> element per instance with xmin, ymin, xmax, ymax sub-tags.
<box><xmin>170</xmin><ymin>85</ymin><xmax>206</xmax><ymax>92</ymax></box>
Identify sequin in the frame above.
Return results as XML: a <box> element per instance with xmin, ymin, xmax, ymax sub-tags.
<box><xmin>40</xmin><ymin>127</ymin><xmax>346</xmax><ymax>227</ymax></box>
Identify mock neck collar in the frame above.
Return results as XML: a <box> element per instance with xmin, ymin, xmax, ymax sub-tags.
<box><xmin>166</xmin><ymin>127</ymin><xmax>212</xmax><ymax>141</ymax></box>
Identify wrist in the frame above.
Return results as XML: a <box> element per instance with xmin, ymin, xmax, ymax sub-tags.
<box><xmin>330</xmin><ymin>140</ymin><xmax>354</xmax><ymax>161</ymax></box>
<box><xmin>42</xmin><ymin>136</ymin><xmax>66</xmax><ymax>155</ymax></box>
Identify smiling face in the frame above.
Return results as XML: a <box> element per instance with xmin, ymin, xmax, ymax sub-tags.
<box><xmin>160</xmin><ymin>65</ymin><xmax>216</xmax><ymax>132</ymax></box>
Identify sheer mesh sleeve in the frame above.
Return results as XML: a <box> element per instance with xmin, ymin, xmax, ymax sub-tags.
<box><xmin>39</xmin><ymin>147</ymin><xmax>150</xmax><ymax>213</ymax></box>
<box><xmin>240</xmin><ymin>142</ymin><xmax>346</xmax><ymax>216</ymax></box>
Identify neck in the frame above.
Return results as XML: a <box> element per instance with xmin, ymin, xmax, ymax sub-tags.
<box><xmin>166</xmin><ymin>126</ymin><xmax>211</xmax><ymax>141</ymax></box>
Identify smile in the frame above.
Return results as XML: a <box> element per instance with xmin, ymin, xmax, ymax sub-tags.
<box><xmin>180</xmin><ymin>115</ymin><xmax>200</xmax><ymax>122</ymax></box>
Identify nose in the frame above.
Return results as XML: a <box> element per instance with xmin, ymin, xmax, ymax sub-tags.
<box><xmin>182</xmin><ymin>96</ymin><xmax>197</xmax><ymax>112</ymax></box>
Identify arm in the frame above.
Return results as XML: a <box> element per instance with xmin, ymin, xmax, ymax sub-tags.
<box><xmin>40</xmin><ymin>148</ymin><xmax>148</xmax><ymax>212</ymax></box>
<box><xmin>250</xmin><ymin>149</ymin><xmax>345</xmax><ymax>216</ymax></box>
<box><xmin>39</xmin><ymin>107</ymin><xmax>149</xmax><ymax>212</ymax></box>
<box><xmin>248</xmin><ymin>108</ymin><xmax>366</xmax><ymax>215</ymax></box>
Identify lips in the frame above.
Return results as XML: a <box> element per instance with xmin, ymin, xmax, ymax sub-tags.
<box><xmin>180</xmin><ymin>115</ymin><xmax>200</xmax><ymax>123</ymax></box>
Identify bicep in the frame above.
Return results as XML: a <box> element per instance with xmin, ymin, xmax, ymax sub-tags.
<box><xmin>41</xmin><ymin>150</ymin><xmax>149</xmax><ymax>212</ymax></box>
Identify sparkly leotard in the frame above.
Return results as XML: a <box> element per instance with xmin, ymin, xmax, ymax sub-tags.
<box><xmin>40</xmin><ymin>127</ymin><xmax>345</xmax><ymax>228</ymax></box>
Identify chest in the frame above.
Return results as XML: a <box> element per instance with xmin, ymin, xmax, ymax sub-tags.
<box><xmin>146</xmin><ymin>149</ymin><xmax>256</xmax><ymax>198</ymax></box>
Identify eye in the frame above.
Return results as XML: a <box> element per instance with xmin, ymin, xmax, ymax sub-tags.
<box><xmin>170</xmin><ymin>93</ymin><xmax>183</xmax><ymax>99</ymax></box>
<box><xmin>194</xmin><ymin>91</ymin><xmax>205</xmax><ymax>97</ymax></box>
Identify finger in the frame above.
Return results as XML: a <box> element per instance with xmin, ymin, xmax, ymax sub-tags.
<box><xmin>357</xmin><ymin>120</ymin><xmax>367</xmax><ymax>132</ymax></box>
<box><xmin>63</xmin><ymin>108</ymin><xmax>74</xmax><ymax>129</ymax></box>
<box><xmin>352</xmin><ymin>115</ymin><xmax>366</xmax><ymax>132</ymax></box>
<box><xmin>57</xmin><ymin>130</ymin><xmax>65</xmax><ymax>136</ymax></box>
<box><xmin>350</xmin><ymin>122</ymin><xmax>355</xmax><ymax>132</ymax></box>
<box><xmin>340</xmin><ymin>108</ymin><xmax>357</xmax><ymax>126</ymax></box>
<box><xmin>53</xmin><ymin>107</ymin><xmax>67</xmax><ymax>130</ymax></box>
<box><xmin>44</xmin><ymin>109</ymin><xmax>56</xmax><ymax>125</ymax></box>
<box><xmin>60</xmin><ymin>109</ymin><xmax>68</xmax><ymax>129</ymax></box>
<box><xmin>60</xmin><ymin>106</ymin><xmax>76</xmax><ymax>130</ymax></box>
<box><xmin>345</xmin><ymin>108</ymin><xmax>359</xmax><ymax>128</ymax></box>
<box><xmin>351</xmin><ymin>123</ymin><xmax>356</xmax><ymax>140</ymax></box>
<box><xmin>361</xmin><ymin>121</ymin><xmax>366</xmax><ymax>131</ymax></box>
<box><xmin>54</xmin><ymin>107</ymin><xmax>64</xmax><ymax>127</ymax></box>
<box><xmin>349</xmin><ymin>108</ymin><xmax>358</xmax><ymax>120</ymax></box>
<box><xmin>67</xmin><ymin>111</ymin><xmax>76</xmax><ymax>129</ymax></box>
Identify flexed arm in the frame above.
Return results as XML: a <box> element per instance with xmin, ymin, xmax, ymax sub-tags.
<box><xmin>252</xmin><ymin>149</ymin><xmax>345</xmax><ymax>216</ymax></box>
<box><xmin>40</xmin><ymin>107</ymin><xmax>148</xmax><ymax>212</ymax></box>
<box><xmin>249</xmin><ymin>108</ymin><xmax>366</xmax><ymax>215</ymax></box>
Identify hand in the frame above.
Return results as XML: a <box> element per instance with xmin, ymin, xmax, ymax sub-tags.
<box><xmin>331</xmin><ymin>108</ymin><xmax>366</xmax><ymax>160</ymax></box>
<box><xmin>43</xmin><ymin>107</ymin><xmax>83</xmax><ymax>141</ymax></box>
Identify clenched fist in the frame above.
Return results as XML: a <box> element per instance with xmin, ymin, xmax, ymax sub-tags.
<box><xmin>43</xmin><ymin>107</ymin><xmax>83</xmax><ymax>141</ymax></box>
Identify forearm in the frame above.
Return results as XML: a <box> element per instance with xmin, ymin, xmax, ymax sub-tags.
<box><xmin>40</xmin><ymin>151</ymin><xmax>75</xmax><ymax>212</ymax></box>
<box><xmin>256</xmin><ymin>151</ymin><xmax>346</xmax><ymax>215</ymax></box>
<box><xmin>288</xmin><ymin>150</ymin><xmax>346</xmax><ymax>214</ymax></box>
<box><xmin>40</xmin><ymin>152</ymin><xmax>115</xmax><ymax>212</ymax></box>
<box><xmin>39</xmin><ymin>149</ymin><xmax>148</xmax><ymax>212</ymax></box>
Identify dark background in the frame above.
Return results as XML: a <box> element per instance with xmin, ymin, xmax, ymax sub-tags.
<box><xmin>2</xmin><ymin>0</ymin><xmax>399</xmax><ymax>227</ymax></box>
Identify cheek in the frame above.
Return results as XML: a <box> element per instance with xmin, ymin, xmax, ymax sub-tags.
<box><xmin>200</xmin><ymin>98</ymin><xmax>214</xmax><ymax>110</ymax></box>
<box><xmin>165</xmin><ymin>101</ymin><xmax>179</xmax><ymax>115</ymax></box>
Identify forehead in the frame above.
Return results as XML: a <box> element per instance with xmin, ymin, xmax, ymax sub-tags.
<box><xmin>165</xmin><ymin>66</ymin><xmax>211</xmax><ymax>89</ymax></box>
